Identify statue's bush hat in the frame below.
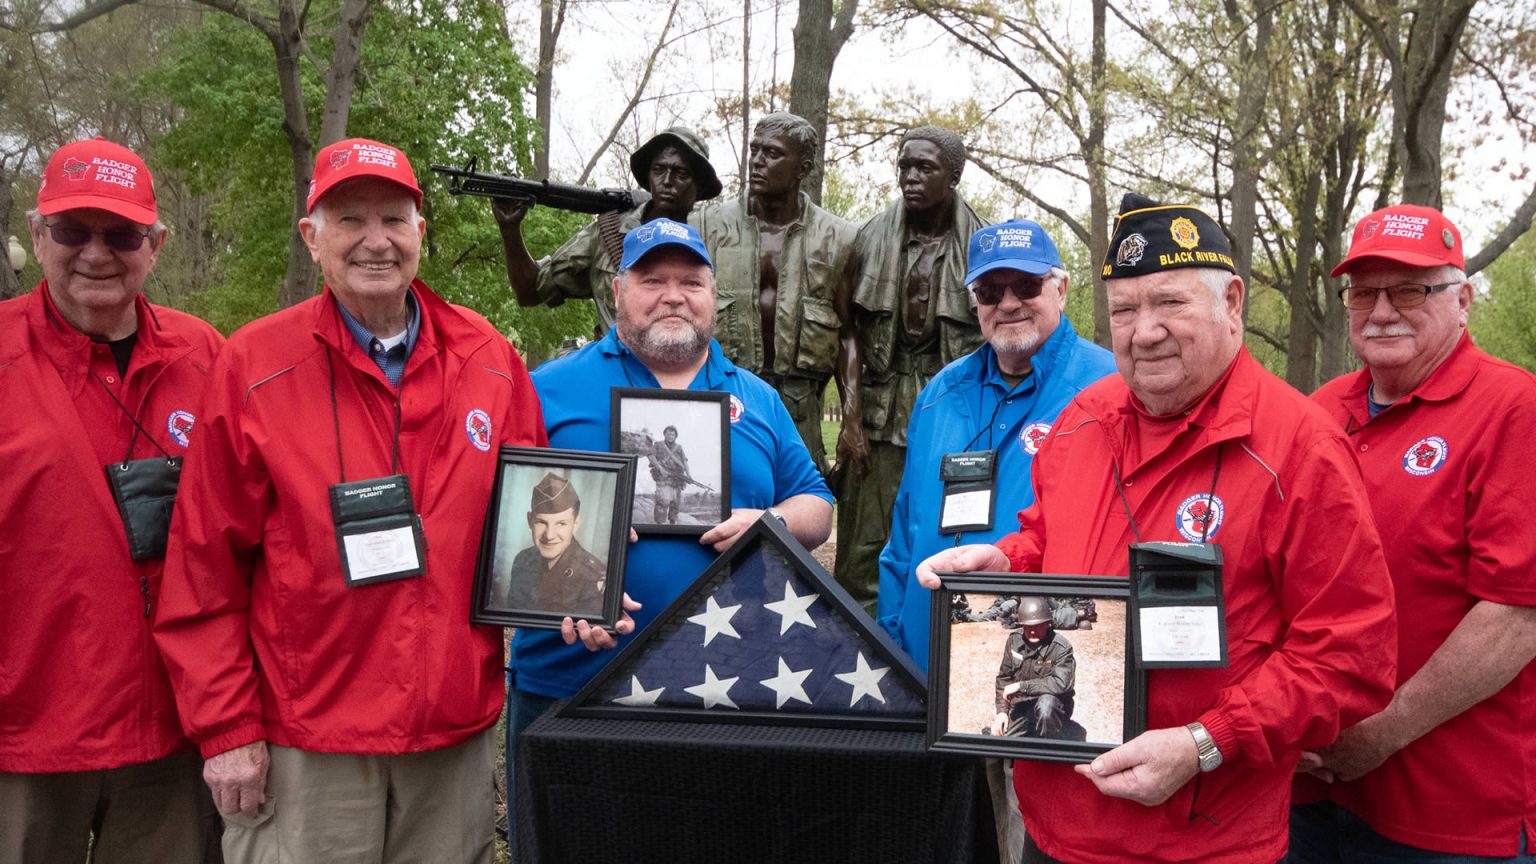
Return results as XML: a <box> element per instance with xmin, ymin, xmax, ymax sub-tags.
<box><xmin>630</xmin><ymin>127</ymin><xmax>723</xmax><ymax>202</ymax></box>
<box><xmin>1102</xmin><ymin>193</ymin><xmax>1235</xmax><ymax>280</ymax></box>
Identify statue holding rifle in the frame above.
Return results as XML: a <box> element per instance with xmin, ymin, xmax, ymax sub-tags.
<box><xmin>486</xmin><ymin>128</ymin><xmax>722</xmax><ymax>335</ymax></box>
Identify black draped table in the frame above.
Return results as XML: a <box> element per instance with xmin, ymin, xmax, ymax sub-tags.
<box><xmin>517</xmin><ymin>706</ymin><xmax>996</xmax><ymax>864</ymax></box>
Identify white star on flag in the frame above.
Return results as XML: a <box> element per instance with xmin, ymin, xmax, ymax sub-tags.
<box><xmin>834</xmin><ymin>652</ymin><xmax>889</xmax><ymax>706</ymax></box>
<box><xmin>758</xmin><ymin>656</ymin><xmax>814</xmax><ymax>709</ymax></box>
<box><xmin>685</xmin><ymin>595</ymin><xmax>742</xmax><ymax>646</ymax></box>
<box><xmin>684</xmin><ymin>664</ymin><xmax>740</xmax><ymax>709</ymax></box>
<box><xmin>763</xmin><ymin>581</ymin><xmax>819</xmax><ymax>635</ymax></box>
<box><xmin>611</xmin><ymin>675</ymin><xmax>664</xmax><ymax>707</ymax></box>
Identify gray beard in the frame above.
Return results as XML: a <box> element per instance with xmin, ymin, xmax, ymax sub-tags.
<box><xmin>989</xmin><ymin>329</ymin><xmax>1041</xmax><ymax>358</ymax></box>
<box><xmin>621</xmin><ymin>319</ymin><xmax>712</xmax><ymax>368</ymax></box>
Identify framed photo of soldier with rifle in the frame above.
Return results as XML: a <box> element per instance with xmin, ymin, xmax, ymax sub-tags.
<box><xmin>610</xmin><ymin>388</ymin><xmax>731</xmax><ymax>535</ymax></box>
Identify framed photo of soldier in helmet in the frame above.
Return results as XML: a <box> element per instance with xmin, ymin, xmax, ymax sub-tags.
<box><xmin>925</xmin><ymin>574</ymin><xmax>1145</xmax><ymax>764</ymax></box>
<box><xmin>471</xmin><ymin>447</ymin><xmax>636</xmax><ymax>632</ymax></box>
<box><xmin>610</xmin><ymin>388</ymin><xmax>731</xmax><ymax>536</ymax></box>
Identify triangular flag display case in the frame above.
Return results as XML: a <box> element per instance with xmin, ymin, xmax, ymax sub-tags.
<box><xmin>562</xmin><ymin>515</ymin><xmax>927</xmax><ymax>730</ymax></box>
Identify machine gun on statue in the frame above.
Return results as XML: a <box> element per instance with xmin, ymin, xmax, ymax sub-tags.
<box><xmin>430</xmin><ymin>157</ymin><xmax>642</xmax><ymax>215</ymax></box>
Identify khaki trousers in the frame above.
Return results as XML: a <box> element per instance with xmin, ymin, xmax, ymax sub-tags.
<box><xmin>0</xmin><ymin>749</ymin><xmax>220</xmax><ymax>864</ymax></box>
<box><xmin>222</xmin><ymin>726</ymin><xmax>495</xmax><ymax>864</ymax></box>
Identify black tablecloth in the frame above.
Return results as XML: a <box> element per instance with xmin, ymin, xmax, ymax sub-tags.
<box><xmin>517</xmin><ymin>706</ymin><xmax>995</xmax><ymax>864</ymax></box>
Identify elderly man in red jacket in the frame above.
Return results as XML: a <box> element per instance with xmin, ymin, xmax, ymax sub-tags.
<box><xmin>919</xmin><ymin>195</ymin><xmax>1398</xmax><ymax>864</ymax></box>
<box><xmin>0</xmin><ymin>138</ymin><xmax>224</xmax><ymax>862</ymax></box>
<box><xmin>156</xmin><ymin>138</ymin><xmax>546</xmax><ymax>863</ymax></box>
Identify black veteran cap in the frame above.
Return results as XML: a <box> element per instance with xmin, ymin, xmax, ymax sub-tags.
<box><xmin>530</xmin><ymin>472</ymin><xmax>580</xmax><ymax>515</ymax></box>
<box><xmin>1102</xmin><ymin>193</ymin><xmax>1236</xmax><ymax>279</ymax></box>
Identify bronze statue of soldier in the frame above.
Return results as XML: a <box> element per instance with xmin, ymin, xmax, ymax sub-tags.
<box><xmin>493</xmin><ymin>127</ymin><xmax>722</xmax><ymax>335</ymax></box>
<box><xmin>834</xmin><ymin>126</ymin><xmax>987</xmax><ymax>612</ymax></box>
<box><xmin>693</xmin><ymin>112</ymin><xmax>855</xmax><ymax>473</ymax></box>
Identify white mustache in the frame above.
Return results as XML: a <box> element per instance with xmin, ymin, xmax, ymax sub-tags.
<box><xmin>1361</xmin><ymin>324</ymin><xmax>1414</xmax><ymax>338</ymax></box>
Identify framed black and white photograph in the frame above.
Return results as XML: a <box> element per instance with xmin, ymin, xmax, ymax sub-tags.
<box><xmin>926</xmin><ymin>574</ymin><xmax>1145</xmax><ymax>764</ymax></box>
<box><xmin>610</xmin><ymin>388</ymin><xmax>730</xmax><ymax>535</ymax></box>
<box><xmin>472</xmin><ymin>447</ymin><xmax>635</xmax><ymax>631</ymax></box>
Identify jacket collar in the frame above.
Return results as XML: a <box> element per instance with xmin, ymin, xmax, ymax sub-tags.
<box><xmin>26</xmin><ymin>281</ymin><xmax>195</xmax><ymax>396</ymax></box>
<box><xmin>1326</xmin><ymin>331</ymin><xmax>1478</xmax><ymax>429</ymax></box>
<box><xmin>311</xmin><ymin>279</ymin><xmax>488</xmax><ymax>385</ymax></box>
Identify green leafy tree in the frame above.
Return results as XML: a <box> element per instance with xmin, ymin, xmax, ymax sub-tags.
<box><xmin>1470</xmin><ymin>227</ymin><xmax>1536</xmax><ymax>371</ymax></box>
<box><xmin>137</xmin><ymin>0</ymin><xmax>594</xmax><ymax>356</ymax></box>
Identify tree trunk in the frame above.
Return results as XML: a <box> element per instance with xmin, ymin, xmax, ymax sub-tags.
<box><xmin>1087</xmin><ymin>0</ymin><xmax>1109</xmax><ymax>346</ymax></box>
<box><xmin>533</xmin><ymin>0</ymin><xmax>565</xmax><ymax>179</ymax></box>
<box><xmin>273</xmin><ymin>0</ymin><xmax>372</xmax><ymax>309</ymax></box>
<box><xmin>1227</xmin><ymin>1</ymin><xmax>1273</xmax><ymax>322</ymax></box>
<box><xmin>1285</xmin><ymin>170</ymin><xmax>1323</xmax><ymax>392</ymax></box>
<box><xmin>788</xmin><ymin>0</ymin><xmax>858</xmax><ymax>205</ymax></box>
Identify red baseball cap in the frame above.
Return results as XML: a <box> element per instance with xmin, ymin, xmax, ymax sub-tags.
<box><xmin>1331</xmin><ymin>204</ymin><xmax>1464</xmax><ymax>277</ymax></box>
<box><xmin>306</xmin><ymin>138</ymin><xmax>422</xmax><ymax>213</ymax></box>
<box><xmin>37</xmin><ymin>138</ymin><xmax>157</xmax><ymax>225</ymax></box>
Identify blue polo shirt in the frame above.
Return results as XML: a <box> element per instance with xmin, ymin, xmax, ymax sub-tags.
<box><xmin>510</xmin><ymin>329</ymin><xmax>833</xmax><ymax>697</ymax></box>
<box><xmin>876</xmin><ymin>318</ymin><xmax>1115</xmax><ymax>671</ymax></box>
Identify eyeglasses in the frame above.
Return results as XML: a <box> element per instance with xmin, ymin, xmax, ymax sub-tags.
<box><xmin>969</xmin><ymin>275</ymin><xmax>1047</xmax><ymax>306</ymax></box>
<box><xmin>41</xmin><ymin>220</ymin><xmax>153</xmax><ymax>252</ymax></box>
<box><xmin>1337</xmin><ymin>281</ymin><xmax>1457</xmax><ymax>311</ymax></box>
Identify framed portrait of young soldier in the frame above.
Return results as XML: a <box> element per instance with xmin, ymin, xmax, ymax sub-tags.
<box><xmin>610</xmin><ymin>388</ymin><xmax>731</xmax><ymax>535</ymax></box>
<box><xmin>472</xmin><ymin>447</ymin><xmax>635</xmax><ymax>631</ymax></box>
<box><xmin>926</xmin><ymin>574</ymin><xmax>1146</xmax><ymax>764</ymax></box>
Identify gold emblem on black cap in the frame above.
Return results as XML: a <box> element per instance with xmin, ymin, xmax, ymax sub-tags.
<box><xmin>1171</xmin><ymin>217</ymin><xmax>1200</xmax><ymax>251</ymax></box>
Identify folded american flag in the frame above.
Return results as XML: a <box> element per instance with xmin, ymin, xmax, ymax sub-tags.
<box><xmin>564</xmin><ymin>516</ymin><xmax>925</xmax><ymax>728</ymax></box>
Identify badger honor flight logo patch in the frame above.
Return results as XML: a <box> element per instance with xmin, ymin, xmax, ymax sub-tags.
<box><xmin>1170</xmin><ymin>217</ymin><xmax>1200</xmax><ymax>250</ymax></box>
<box><xmin>465</xmin><ymin>409</ymin><xmax>493</xmax><ymax>452</ymax></box>
<box><xmin>1175</xmin><ymin>493</ymin><xmax>1225</xmax><ymax>542</ymax></box>
<box><xmin>1402</xmin><ymin>436</ymin><xmax>1448</xmax><ymax>476</ymax></box>
<box><xmin>1019</xmin><ymin>422</ymin><xmax>1051</xmax><ymax>455</ymax></box>
<box><xmin>166</xmin><ymin>410</ymin><xmax>196</xmax><ymax>447</ymax></box>
<box><xmin>729</xmin><ymin>394</ymin><xmax>745</xmax><ymax>424</ymax></box>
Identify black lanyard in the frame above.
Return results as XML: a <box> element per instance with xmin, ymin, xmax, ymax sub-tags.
<box><xmin>1113</xmin><ymin>443</ymin><xmax>1224</xmax><ymax>544</ymax></box>
<box><xmin>95</xmin><ymin>374</ymin><xmax>173</xmax><ymax>464</ymax></box>
<box><xmin>326</xmin><ymin>351</ymin><xmax>403</xmax><ymax>483</ymax></box>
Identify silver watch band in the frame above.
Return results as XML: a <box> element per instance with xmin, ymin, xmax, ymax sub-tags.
<box><xmin>1186</xmin><ymin>721</ymin><xmax>1223</xmax><ymax>773</ymax></box>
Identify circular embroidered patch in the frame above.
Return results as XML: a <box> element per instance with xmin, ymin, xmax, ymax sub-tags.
<box><xmin>729</xmin><ymin>394</ymin><xmax>745</xmax><ymax>424</ymax></box>
<box><xmin>1175</xmin><ymin>493</ymin><xmax>1225</xmax><ymax>543</ymax></box>
<box><xmin>465</xmin><ymin>409</ymin><xmax>493</xmax><ymax>452</ymax></box>
<box><xmin>1402</xmin><ymin>436</ymin><xmax>1448</xmax><ymax>476</ymax></box>
<box><xmin>1019</xmin><ymin>422</ymin><xmax>1052</xmax><ymax>455</ymax></box>
<box><xmin>166</xmin><ymin>410</ymin><xmax>196</xmax><ymax>447</ymax></box>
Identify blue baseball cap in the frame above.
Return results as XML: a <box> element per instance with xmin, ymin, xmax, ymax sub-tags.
<box><xmin>965</xmin><ymin>219</ymin><xmax>1062</xmax><ymax>283</ymax></box>
<box><xmin>620</xmin><ymin>218</ymin><xmax>713</xmax><ymax>271</ymax></box>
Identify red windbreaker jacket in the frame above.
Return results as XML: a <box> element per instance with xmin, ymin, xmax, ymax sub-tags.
<box><xmin>155</xmin><ymin>283</ymin><xmax>545</xmax><ymax>758</ymax></box>
<box><xmin>0</xmin><ymin>284</ymin><xmax>222</xmax><ymax>772</ymax></box>
<box><xmin>998</xmin><ymin>348</ymin><xmax>1398</xmax><ymax>864</ymax></box>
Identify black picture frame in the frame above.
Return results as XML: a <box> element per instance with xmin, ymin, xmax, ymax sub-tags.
<box><xmin>471</xmin><ymin>446</ymin><xmax>635</xmax><ymax>631</ymax></box>
<box><xmin>927</xmin><ymin>573</ymin><xmax>1146</xmax><ymax>764</ymax></box>
<box><xmin>561</xmin><ymin>515</ymin><xmax>928</xmax><ymax>730</ymax></box>
<box><xmin>610</xmin><ymin>387</ymin><xmax>731</xmax><ymax>535</ymax></box>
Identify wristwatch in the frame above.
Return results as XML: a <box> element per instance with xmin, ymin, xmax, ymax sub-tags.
<box><xmin>1186</xmin><ymin>722</ymin><xmax>1223</xmax><ymax>772</ymax></box>
<box><xmin>765</xmin><ymin>507</ymin><xmax>788</xmax><ymax>526</ymax></box>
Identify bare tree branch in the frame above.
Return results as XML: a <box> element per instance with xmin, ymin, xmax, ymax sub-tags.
<box><xmin>970</xmin><ymin>153</ymin><xmax>1089</xmax><ymax>245</ymax></box>
<box><xmin>1466</xmin><ymin>182</ymin><xmax>1536</xmax><ymax>276</ymax></box>
<box><xmin>576</xmin><ymin>0</ymin><xmax>682</xmax><ymax>184</ymax></box>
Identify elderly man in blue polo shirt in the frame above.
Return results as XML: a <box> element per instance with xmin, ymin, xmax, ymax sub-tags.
<box><xmin>875</xmin><ymin>219</ymin><xmax>1114</xmax><ymax>863</ymax></box>
<box><xmin>504</xmin><ymin>218</ymin><xmax>833</xmax><ymax>856</ymax></box>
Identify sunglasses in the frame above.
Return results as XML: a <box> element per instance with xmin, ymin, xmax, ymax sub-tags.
<box><xmin>42</xmin><ymin>219</ymin><xmax>153</xmax><ymax>252</ymax></box>
<box><xmin>969</xmin><ymin>275</ymin><xmax>1047</xmax><ymax>306</ymax></box>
